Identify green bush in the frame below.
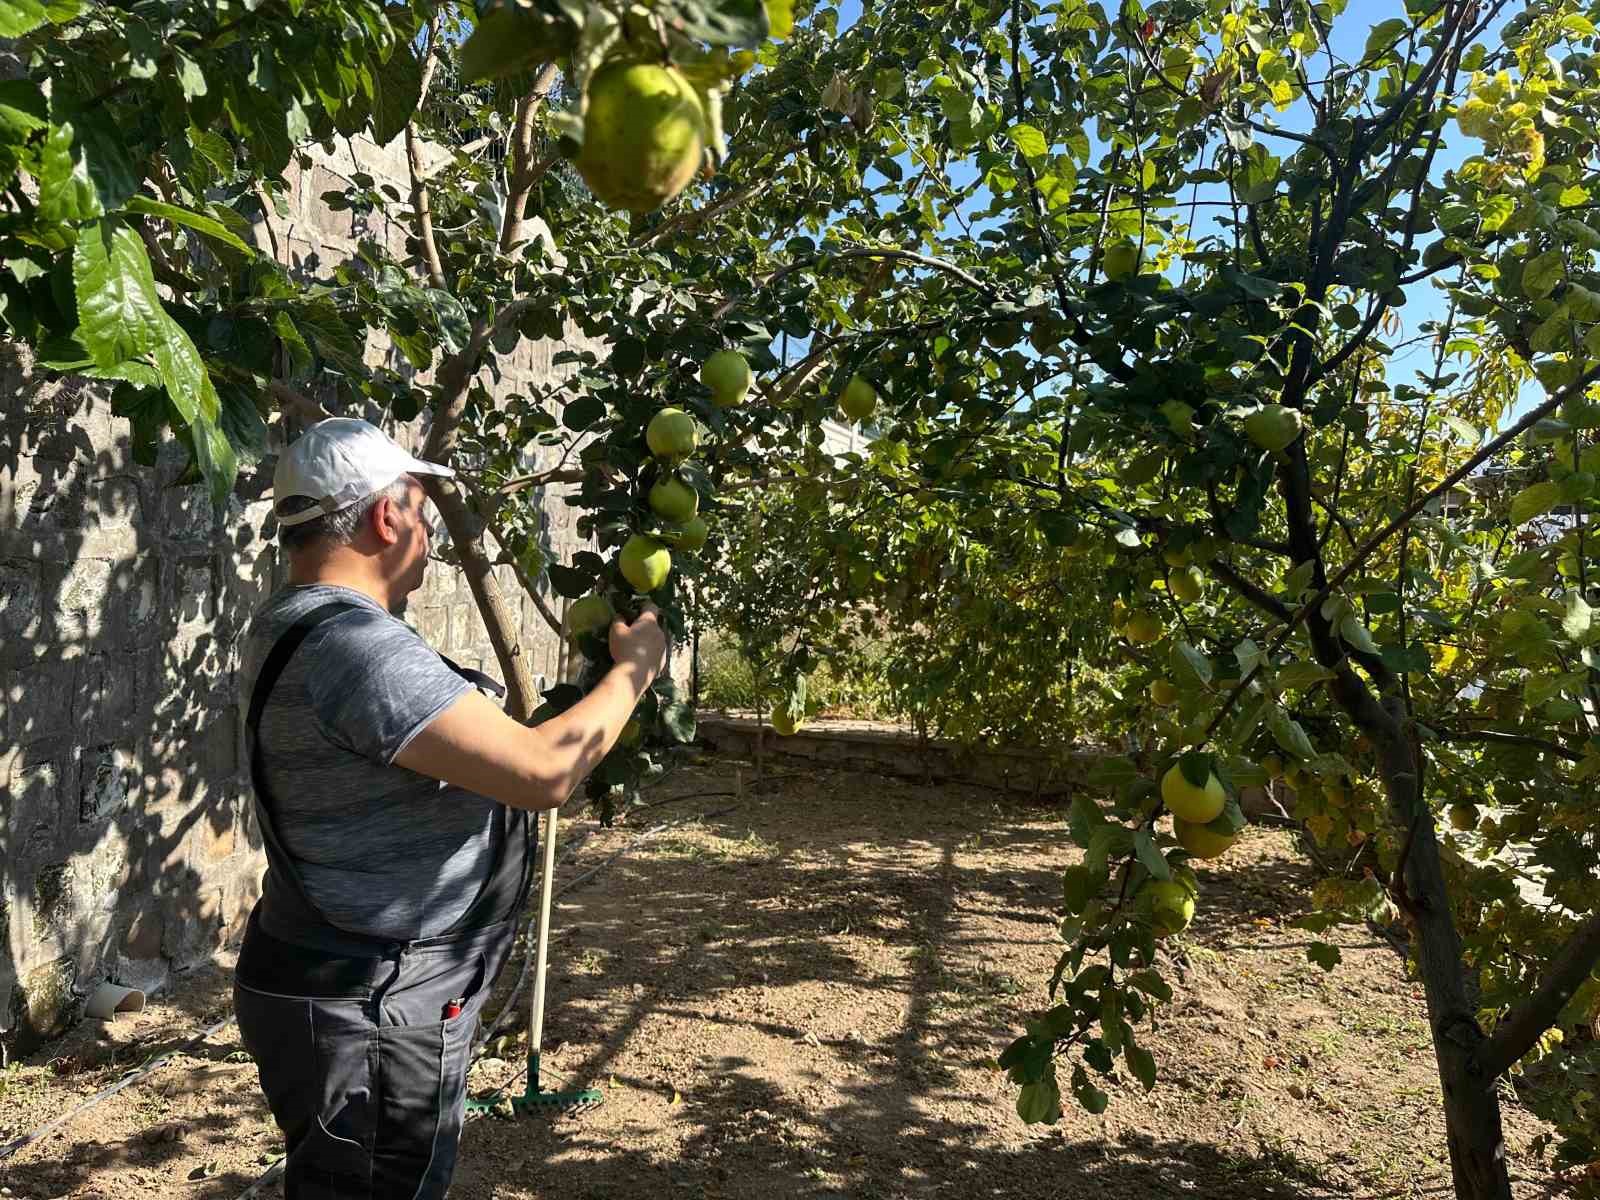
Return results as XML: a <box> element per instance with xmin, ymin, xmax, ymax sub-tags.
<box><xmin>696</xmin><ymin>629</ymin><xmax>896</xmax><ymax>721</ymax></box>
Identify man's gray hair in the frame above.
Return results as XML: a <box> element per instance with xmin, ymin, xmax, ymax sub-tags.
<box><xmin>278</xmin><ymin>475</ymin><xmax>412</xmax><ymax>551</ymax></box>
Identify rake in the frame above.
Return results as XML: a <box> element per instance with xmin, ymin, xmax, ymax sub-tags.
<box><xmin>469</xmin><ymin>807</ymin><xmax>602</xmax><ymax>1118</ymax></box>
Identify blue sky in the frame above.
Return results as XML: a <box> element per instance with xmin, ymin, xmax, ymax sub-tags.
<box><xmin>812</xmin><ymin>0</ymin><xmax>1524</xmax><ymax>418</ymax></box>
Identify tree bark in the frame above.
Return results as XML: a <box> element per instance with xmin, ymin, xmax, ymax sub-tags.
<box><xmin>1276</xmin><ymin>411</ymin><xmax>1513</xmax><ymax>1198</ymax></box>
<box><xmin>422</xmin><ymin>476</ymin><xmax>540</xmax><ymax>721</ymax></box>
<box><xmin>1375</xmin><ymin>729</ymin><xmax>1512</xmax><ymax>1200</ymax></box>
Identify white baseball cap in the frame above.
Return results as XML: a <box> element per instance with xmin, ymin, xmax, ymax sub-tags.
<box><xmin>272</xmin><ymin>418</ymin><xmax>454</xmax><ymax>527</ymax></box>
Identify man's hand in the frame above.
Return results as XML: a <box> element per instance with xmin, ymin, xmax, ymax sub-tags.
<box><xmin>610</xmin><ymin>603</ymin><xmax>669</xmax><ymax>681</ymax></box>
<box><xmin>395</xmin><ymin>603</ymin><xmax>672</xmax><ymax>811</ymax></box>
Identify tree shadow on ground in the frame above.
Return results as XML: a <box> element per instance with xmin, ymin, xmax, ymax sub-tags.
<box><xmin>4</xmin><ymin>763</ymin><xmax>1450</xmax><ymax>1200</ymax></box>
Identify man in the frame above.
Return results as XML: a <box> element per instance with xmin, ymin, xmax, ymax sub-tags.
<box><xmin>234</xmin><ymin>417</ymin><xmax>666</xmax><ymax>1198</ymax></box>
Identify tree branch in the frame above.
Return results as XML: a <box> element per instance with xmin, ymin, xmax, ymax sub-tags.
<box><xmin>405</xmin><ymin>18</ymin><xmax>447</xmax><ymax>290</ymax></box>
<box><xmin>1210</xmin><ymin>558</ymin><xmax>1294</xmax><ymax>623</ymax></box>
<box><xmin>633</xmin><ymin>178</ymin><xmax>769</xmax><ymax>249</ymax></box>
<box><xmin>1204</xmin><ymin>360</ymin><xmax>1600</xmax><ymax>738</ymax></box>
<box><xmin>1476</xmin><ymin>910</ymin><xmax>1600</xmax><ymax>1079</ymax></box>
<box><xmin>496</xmin><ymin>466</ymin><xmax>586</xmax><ymax>496</ymax></box>
<box><xmin>504</xmin><ymin>551</ymin><xmax>565</xmax><ymax>639</ymax></box>
<box><xmin>267</xmin><ymin>380</ymin><xmax>328</xmax><ymax>425</ymax></box>
<box><xmin>499</xmin><ymin>64</ymin><xmax>563</xmax><ymax>255</ymax></box>
<box><xmin>716</xmin><ymin>246</ymin><xmax>1001</xmax><ymax>322</ymax></box>
<box><xmin>1432</xmin><ymin>728</ymin><xmax>1584</xmax><ymax>762</ymax></box>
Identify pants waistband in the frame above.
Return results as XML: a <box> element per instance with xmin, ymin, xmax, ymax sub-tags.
<box><xmin>238</xmin><ymin>904</ymin><xmax>515</xmax><ymax>998</ymax></box>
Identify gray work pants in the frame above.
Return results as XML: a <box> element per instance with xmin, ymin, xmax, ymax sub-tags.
<box><xmin>234</xmin><ymin>917</ymin><xmax>507</xmax><ymax>1199</ymax></box>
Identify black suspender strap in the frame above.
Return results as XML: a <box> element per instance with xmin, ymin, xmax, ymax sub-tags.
<box><xmin>245</xmin><ymin>601</ymin><xmax>395</xmax><ymax>952</ymax></box>
<box><xmin>247</xmin><ymin>601</ymin><xmax>358</xmax><ymax>739</ymax></box>
<box><xmin>437</xmin><ymin>652</ymin><xmax>506</xmax><ymax>700</ymax></box>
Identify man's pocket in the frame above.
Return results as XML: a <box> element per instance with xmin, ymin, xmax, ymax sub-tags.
<box><xmin>371</xmin><ymin>951</ymin><xmax>489</xmax><ymax>1197</ymax></box>
<box><xmin>234</xmin><ymin>982</ymin><xmax>376</xmax><ymax>1199</ymax></box>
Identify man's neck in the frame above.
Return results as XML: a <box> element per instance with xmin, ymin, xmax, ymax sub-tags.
<box><xmin>287</xmin><ymin>557</ymin><xmax>393</xmax><ymax>612</ymax></box>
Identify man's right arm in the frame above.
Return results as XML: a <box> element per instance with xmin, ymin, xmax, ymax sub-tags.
<box><xmin>394</xmin><ymin>607</ymin><xmax>668</xmax><ymax>810</ymax></box>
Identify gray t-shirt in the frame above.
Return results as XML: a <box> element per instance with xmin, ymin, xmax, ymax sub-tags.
<box><xmin>238</xmin><ymin>583</ymin><xmax>498</xmax><ymax>940</ymax></box>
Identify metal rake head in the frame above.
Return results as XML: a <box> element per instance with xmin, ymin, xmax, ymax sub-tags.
<box><xmin>467</xmin><ymin>1053</ymin><xmax>602</xmax><ymax>1120</ymax></box>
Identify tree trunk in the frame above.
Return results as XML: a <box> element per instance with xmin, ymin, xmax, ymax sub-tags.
<box><xmin>422</xmin><ymin>476</ymin><xmax>540</xmax><ymax>721</ymax></box>
<box><xmin>1374</xmin><ymin>733</ymin><xmax>1512</xmax><ymax>1199</ymax></box>
<box><xmin>1277</xmin><ymin>437</ymin><xmax>1513</xmax><ymax>1199</ymax></box>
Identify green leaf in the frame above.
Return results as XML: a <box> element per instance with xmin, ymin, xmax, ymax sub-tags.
<box><xmin>1061</xmin><ymin>863</ymin><xmax>1104</xmax><ymax>912</ymax></box>
<box><xmin>0</xmin><ymin>0</ymin><xmax>46</xmax><ymax>37</ymax></box>
<box><xmin>1339</xmin><ymin>615</ymin><xmax>1379</xmax><ymax>655</ymax></box>
<box><xmin>1008</xmin><ymin>123</ymin><xmax>1048</xmax><ymax>158</ymax></box>
<box><xmin>547</xmin><ymin>561</ymin><xmax>595</xmax><ymax>599</ymax></box>
<box><xmin>1209</xmin><ymin>795</ymin><xmax>1247</xmax><ymax>836</ymax></box>
<box><xmin>216</xmin><ymin>378</ymin><xmax>268</xmax><ymax>463</ymax></box>
<box><xmin>462</xmin><ymin>3</ymin><xmax>575</xmax><ymax>82</ymax></box>
<box><xmin>1510</xmin><ymin>481</ymin><xmax>1561</xmax><ymax>525</ymax></box>
<box><xmin>0</xmin><ymin>80</ymin><xmax>47</xmax><ymax>144</ymax></box>
<box><xmin>223</xmin><ymin>84</ymin><xmax>292</xmax><ymax>176</ymax></box>
<box><xmin>1178</xmin><ymin>750</ymin><xmax>1213</xmax><ymax>790</ymax></box>
<box><xmin>563</xmin><ymin>393</ymin><xmax>606</xmax><ymax>431</ymax></box>
<box><xmin>1133</xmin><ymin>828</ymin><xmax>1170</xmax><ymax>880</ymax></box>
<box><xmin>1307</xmin><ymin>942</ymin><xmax>1342</xmax><ymax>972</ymax></box>
<box><xmin>664</xmin><ymin>0</ymin><xmax>769</xmax><ymax>45</ymax></box>
<box><xmin>661</xmin><ymin>698</ymin><xmax>697</xmax><ymax>743</ymax></box>
<box><xmin>1172</xmin><ymin>641</ymin><xmax>1213</xmax><ymax>687</ymax></box>
<box><xmin>37</xmin><ymin>120</ymin><xmax>99</xmax><ymax>222</ymax></box>
<box><xmin>0</xmin><ymin>80</ymin><xmax>46</xmax><ymax>187</ymax></box>
<box><xmin>175</xmin><ymin>52</ymin><xmax>207</xmax><ymax>100</ymax></box>
<box><xmin>1125</xmin><ymin>969</ymin><xmax>1172</xmax><ymax>1003</ymax></box>
<box><xmin>1275</xmin><ymin>661</ymin><xmax>1332</xmax><ymax>690</ymax></box>
<box><xmin>1016</xmin><ymin>1076</ymin><xmax>1061</xmax><ymax>1123</ymax></box>
<box><xmin>1562</xmin><ymin>590</ymin><xmax>1593</xmax><ymax>643</ymax></box>
<box><xmin>370</xmin><ymin>41</ymin><xmax>424</xmax><ymax>146</ymax></box>
<box><xmin>125</xmin><ymin>196</ymin><xmax>253</xmax><ymax>256</ymax></box>
<box><xmin>1066</xmin><ymin>793</ymin><xmax>1103</xmax><ymax>848</ymax></box>
<box><xmin>1281</xmin><ymin>559</ymin><xmax>1316</xmax><ymax>598</ymax></box>
<box><xmin>1124</xmin><ymin>1037</ymin><xmax>1157</xmax><ymax>1091</ymax></box>
<box><xmin>151</xmin><ymin>311</ymin><xmax>214</xmax><ymax>426</ymax></box>
<box><xmin>1361</xmin><ymin>18</ymin><xmax>1408</xmax><ymax>64</ymax></box>
<box><xmin>1070</xmin><ymin>1069</ymin><xmax>1109</xmax><ymax>1115</ymax></box>
<box><xmin>191</xmin><ymin>405</ymin><xmax>238</xmax><ymax>511</ymax></box>
<box><xmin>1267</xmin><ymin>706</ymin><xmax>1316</xmax><ymax>759</ymax></box>
<box><xmin>1522</xmin><ymin>250</ymin><xmax>1565</xmax><ymax>300</ymax></box>
<box><xmin>72</xmin><ymin>219</ymin><xmax>166</xmax><ymax>368</ymax></box>
<box><xmin>764</xmin><ymin>0</ymin><xmax>794</xmax><ymax>38</ymax></box>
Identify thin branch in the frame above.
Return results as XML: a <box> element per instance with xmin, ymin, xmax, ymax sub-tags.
<box><xmin>1433</xmin><ymin>728</ymin><xmax>1584</xmax><ymax>762</ymax></box>
<box><xmin>1477</xmin><ymin>910</ymin><xmax>1600</xmax><ymax>1079</ymax></box>
<box><xmin>500</xmin><ymin>64</ymin><xmax>563</xmax><ymax>255</ymax></box>
<box><xmin>1210</xmin><ymin>558</ymin><xmax>1294</xmax><ymax>623</ymax></box>
<box><xmin>406</xmin><ymin>18</ymin><xmax>447</xmax><ymax>290</ymax></box>
<box><xmin>253</xmin><ymin>184</ymin><xmax>281</xmax><ymax>262</ymax></box>
<box><xmin>496</xmin><ymin>467</ymin><xmax>586</xmax><ymax>496</ymax></box>
<box><xmin>267</xmin><ymin>380</ymin><xmax>328</xmax><ymax>424</ymax></box>
<box><xmin>505</xmin><ymin>552</ymin><xmax>565</xmax><ymax>639</ymax></box>
<box><xmin>633</xmin><ymin>178</ymin><xmax>769</xmax><ymax>249</ymax></box>
<box><xmin>137</xmin><ymin>221</ymin><xmax>204</xmax><ymax>294</ymax></box>
<box><xmin>715</xmin><ymin>247</ymin><xmax>1001</xmax><ymax>323</ymax></box>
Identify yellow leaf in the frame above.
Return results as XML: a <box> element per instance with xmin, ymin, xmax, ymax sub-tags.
<box><xmin>764</xmin><ymin>0</ymin><xmax>794</xmax><ymax>39</ymax></box>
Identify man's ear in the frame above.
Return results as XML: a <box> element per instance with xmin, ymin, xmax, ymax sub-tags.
<box><xmin>369</xmin><ymin>494</ymin><xmax>403</xmax><ymax>547</ymax></box>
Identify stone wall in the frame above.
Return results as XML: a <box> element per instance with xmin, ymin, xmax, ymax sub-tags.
<box><xmin>0</xmin><ymin>133</ymin><xmax>595</xmax><ymax>1055</ymax></box>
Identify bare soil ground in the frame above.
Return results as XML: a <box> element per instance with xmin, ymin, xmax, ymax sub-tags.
<box><xmin>0</xmin><ymin>754</ymin><xmax>1558</xmax><ymax>1199</ymax></box>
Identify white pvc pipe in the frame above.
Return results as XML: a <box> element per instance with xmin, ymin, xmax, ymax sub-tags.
<box><xmin>529</xmin><ymin>806</ymin><xmax>560</xmax><ymax>1056</ymax></box>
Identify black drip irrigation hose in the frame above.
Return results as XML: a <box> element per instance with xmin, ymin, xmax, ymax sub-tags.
<box><xmin>0</xmin><ymin>1015</ymin><xmax>234</xmax><ymax>1162</ymax></box>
